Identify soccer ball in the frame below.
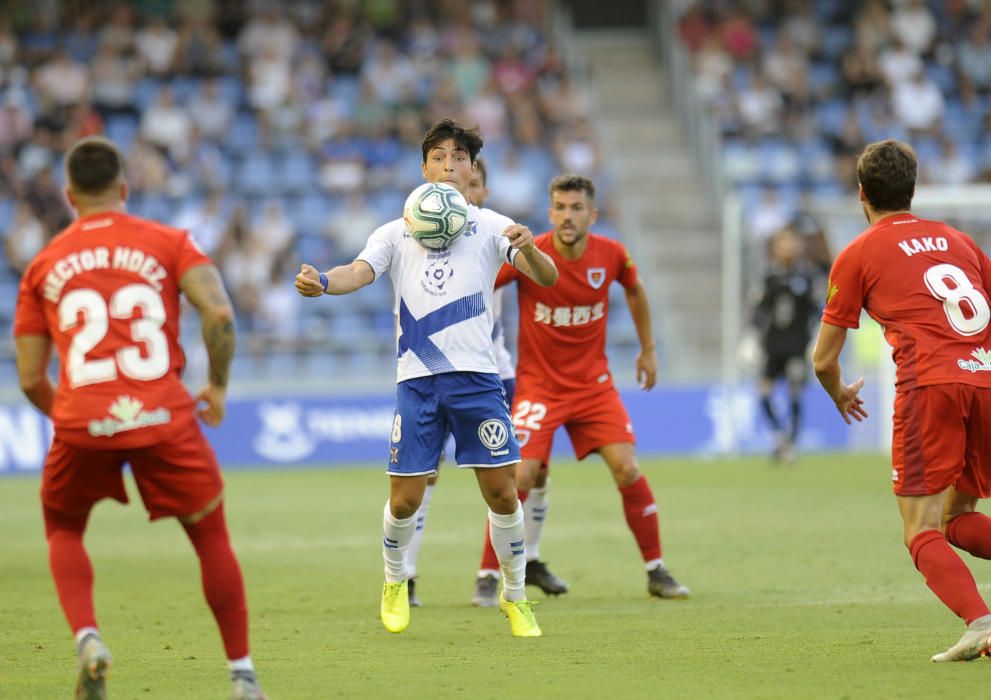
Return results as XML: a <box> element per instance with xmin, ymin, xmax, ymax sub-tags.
<box><xmin>403</xmin><ymin>182</ymin><xmax>469</xmax><ymax>250</ymax></box>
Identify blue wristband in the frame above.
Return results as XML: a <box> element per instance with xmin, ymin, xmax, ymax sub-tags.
<box><xmin>318</xmin><ymin>272</ymin><xmax>329</xmax><ymax>292</ymax></box>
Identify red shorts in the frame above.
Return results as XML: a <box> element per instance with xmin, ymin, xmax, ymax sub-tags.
<box><xmin>511</xmin><ymin>386</ymin><xmax>634</xmax><ymax>464</ymax></box>
<box><xmin>42</xmin><ymin>418</ymin><xmax>224</xmax><ymax>520</ymax></box>
<box><xmin>891</xmin><ymin>384</ymin><xmax>991</xmax><ymax>497</ymax></box>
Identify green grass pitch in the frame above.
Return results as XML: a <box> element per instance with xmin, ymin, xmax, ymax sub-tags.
<box><xmin>2</xmin><ymin>453</ymin><xmax>991</xmax><ymax>698</ymax></box>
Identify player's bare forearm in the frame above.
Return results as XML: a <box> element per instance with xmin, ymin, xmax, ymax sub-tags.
<box><xmin>625</xmin><ymin>282</ymin><xmax>658</xmax><ymax>389</ymax></box>
<box><xmin>15</xmin><ymin>335</ymin><xmax>55</xmax><ymax>415</ymax></box>
<box><xmin>624</xmin><ymin>281</ymin><xmax>655</xmax><ymax>354</ymax></box>
<box><xmin>180</xmin><ymin>265</ymin><xmax>237</xmax><ymax>389</ymax></box>
<box><xmin>813</xmin><ymin>322</ymin><xmax>868</xmax><ymax>423</ymax></box>
<box><xmin>516</xmin><ymin>248</ymin><xmax>558</xmax><ymax>286</ymax></box>
<box><xmin>202</xmin><ymin>311</ymin><xmax>235</xmax><ymax>388</ymax></box>
<box><xmin>296</xmin><ymin>261</ymin><xmax>374</xmax><ymax>297</ymax></box>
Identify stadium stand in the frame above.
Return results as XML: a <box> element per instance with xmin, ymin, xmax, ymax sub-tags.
<box><xmin>0</xmin><ymin>1</ymin><xmax>632</xmax><ymax>386</ymax></box>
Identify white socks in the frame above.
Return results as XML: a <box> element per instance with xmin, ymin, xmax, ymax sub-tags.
<box><xmin>405</xmin><ymin>484</ymin><xmax>434</xmax><ymax>579</ymax></box>
<box><xmin>228</xmin><ymin>655</ymin><xmax>255</xmax><ymax>673</ymax></box>
<box><xmin>382</xmin><ymin>500</ymin><xmax>417</xmax><ymax>583</ymax></box>
<box><xmin>523</xmin><ymin>480</ymin><xmax>549</xmax><ymax>562</ymax></box>
<box><xmin>488</xmin><ymin>502</ymin><xmax>526</xmax><ymax>602</ymax></box>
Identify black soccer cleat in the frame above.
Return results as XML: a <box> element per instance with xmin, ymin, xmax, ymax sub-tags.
<box><xmin>647</xmin><ymin>563</ymin><xmax>690</xmax><ymax>599</ymax></box>
<box><xmin>525</xmin><ymin>560</ymin><xmax>569</xmax><ymax>595</ymax></box>
<box><xmin>408</xmin><ymin>577</ymin><xmax>421</xmax><ymax>607</ymax></box>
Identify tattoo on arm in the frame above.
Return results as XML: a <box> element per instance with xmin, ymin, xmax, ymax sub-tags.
<box><xmin>179</xmin><ymin>265</ymin><xmax>237</xmax><ymax>388</ymax></box>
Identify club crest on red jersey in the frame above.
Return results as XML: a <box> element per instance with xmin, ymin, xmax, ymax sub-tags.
<box><xmin>587</xmin><ymin>267</ymin><xmax>606</xmax><ymax>289</ymax></box>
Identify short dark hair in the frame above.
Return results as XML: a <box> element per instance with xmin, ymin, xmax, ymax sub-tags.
<box><xmin>857</xmin><ymin>139</ymin><xmax>916</xmax><ymax>213</ymax></box>
<box><xmin>65</xmin><ymin>137</ymin><xmax>125</xmax><ymax>196</ymax></box>
<box><xmin>474</xmin><ymin>157</ymin><xmax>487</xmax><ymax>186</ymax></box>
<box><xmin>549</xmin><ymin>173</ymin><xmax>595</xmax><ymax>200</ymax></box>
<box><xmin>421</xmin><ymin>118</ymin><xmax>483</xmax><ymax>163</ymax></box>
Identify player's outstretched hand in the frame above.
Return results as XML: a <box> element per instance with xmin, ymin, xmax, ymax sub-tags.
<box><xmin>504</xmin><ymin>224</ymin><xmax>534</xmax><ymax>253</ymax></box>
<box><xmin>636</xmin><ymin>348</ymin><xmax>658</xmax><ymax>390</ymax></box>
<box><xmin>834</xmin><ymin>377</ymin><xmax>868</xmax><ymax>424</ymax></box>
<box><xmin>296</xmin><ymin>263</ymin><xmax>324</xmax><ymax>297</ymax></box>
<box><xmin>196</xmin><ymin>384</ymin><xmax>227</xmax><ymax>427</ymax></box>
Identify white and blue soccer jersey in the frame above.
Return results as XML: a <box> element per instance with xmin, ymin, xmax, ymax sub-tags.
<box><xmin>357</xmin><ymin>204</ymin><xmax>520</xmax><ymax>384</ymax></box>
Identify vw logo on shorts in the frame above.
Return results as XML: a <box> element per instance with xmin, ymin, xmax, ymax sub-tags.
<box><xmin>478</xmin><ymin>419</ymin><xmax>509</xmax><ymax>450</ymax></box>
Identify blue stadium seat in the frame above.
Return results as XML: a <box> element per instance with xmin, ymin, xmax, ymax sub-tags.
<box><xmin>226</xmin><ymin>112</ymin><xmax>259</xmax><ymax>156</ymax></box>
<box><xmin>104</xmin><ymin>115</ymin><xmax>139</xmax><ymax>152</ymax></box>
<box><xmin>236</xmin><ymin>153</ymin><xmax>279</xmax><ymax>195</ymax></box>
<box><xmin>815</xmin><ymin>99</ymin><xmax>847</xmax><ymax>138</ymax></box>
<box><xmin>291</xmin><ymin>193</ymin><xmax>332</xmax><ymax>233</ymax></box>
<box><xmin>133</xmin><ymin>78</ymin><xmax>162</xmax><ymax>112</ymax></box>
<box><xmin>808</xmin><ymin>62</ymin><xmax>839</xmax><ymax>95</ymax></box>
<box><xmin>280</xmin><ymin>151</ymin><xmax>318</xmax><ymax>194</ymax></box>
<box><xmin>820</xmin><ymin>25</ymin><xmax>853</xmax><ymax>59</ymax></box>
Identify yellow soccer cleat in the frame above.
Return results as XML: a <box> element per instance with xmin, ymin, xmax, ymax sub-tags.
<box><xmin>381</xmin><ymin>580</ymin><xmax>410</xmax><ymax>633</ymax></box>
<box><xmin>499</xmin><ymin>594</ymin><xmax>542</xmax><ymax>637</ymax></box>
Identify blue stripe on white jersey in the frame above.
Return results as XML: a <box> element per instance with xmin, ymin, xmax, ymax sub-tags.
<box><xmin>356</xmin><ymin>204</ymin><xmax>518</xmax><ymax>383</ymax></box>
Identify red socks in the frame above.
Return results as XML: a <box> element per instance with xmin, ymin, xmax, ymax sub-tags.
<box><xmin>182</xmin><ymin>503</ymin><xmax>249</xmax><ymax>660</ymax></box>
<box><xmin>43</xmin><ymin>506</ymin><xmax>97</xmax><ymax>634</ymax></box>
<box><xmin>480</xmin><ymin>490</ymin><xmax>527</xmax><ymax>571</ymax></box>
<box><xmin>619</xmin><ymin>476</ymin><xmax>662</xmax><ymax>563</ymax></box>
<box><xmin>946</xmin><ymin>512</ymin><xmax>991</xmax><ymax>559</ymax></box>
<box><xmin>910</xmin><ymin>529</ymin><xmax>989</xmax><ymax>624</ymax></box>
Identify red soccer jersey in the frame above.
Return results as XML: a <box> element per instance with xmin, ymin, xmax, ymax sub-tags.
<box><xmin>497</xmin><ymin>231</ymin><xmax>638</xmax><ymax>395</ymax></box>
<box><xmin>823</xmin><ymin>213</ymin><xmax>991</xmax><ymax>391</ymax></box>
<box><xmin>14</xmin><ymin>211</ymin><xmax>212</xmax><ymax>448</ymax></box>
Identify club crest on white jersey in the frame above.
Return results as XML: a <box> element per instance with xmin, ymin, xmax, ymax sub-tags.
<box><xmin>357</xmin><ymin>204</ymin><xmax>519</xmax><ymax>383</ymax></box>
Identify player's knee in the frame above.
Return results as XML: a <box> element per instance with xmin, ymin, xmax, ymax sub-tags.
<box><xmin>612</xmin><ymin>461</ymin><xmax>641</xmax><ymax>488</ymax></box>
<box><xmin>389</xmin><ymin>496</ymin><xmax>420</xmax><ymax>519</ymax></box>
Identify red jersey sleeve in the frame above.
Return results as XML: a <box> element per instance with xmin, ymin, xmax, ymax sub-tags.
<box><xmin>175</xmin><ymin>230</ymin><xmax>213</xmax><ymax>278</ymax></box>
<box><xmin>614</xmin><ymin>240</ymin><xmax>638</xmax><ymax>289</ymax></box>
<box><xmin>13</xmin><ymin>258</ymin><xmax>49</xmax><ymax>337</ymax></box>
<box><xmin>495</xmin><ymin>261</ymin><xmax>521</xmax><ymax>289</ymax></box>
<box><xmin>821</xmin><ymin>239</ymin><xmax>864</xmax><ymax>329</ymax></box>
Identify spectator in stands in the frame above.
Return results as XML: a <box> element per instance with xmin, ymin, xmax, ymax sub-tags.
<box><xmin>3</xmin><ymin>201</ymin><xmax>48</xmax><ymax>275</ymax></box>
<box><xmin>957</xmin><ymin>23</ymin><xmax>991</xmax><ymax>94</ymax></box>
<box><xmin>23</xmin><ymin>169</ymin><xmax>70</xmax><ymax>236</ymax></box>
<box><xmin>750</xmin><ymin>186</ymin><xmax>793</xmax><ymax>242</ymax></box>
<box><xmin>175</xmin><ymin>15</ymin><xmax>227</xmax><ymax>77</ymax></box>
<box><xmin>891</xmin><ymin>0</ymin><xmax>937</xmax><ymax>56</ymax></box>
<box><xmin>325</xmin><ymin>193</ymin><xmax>379</xmax><ymax>262</ymax></box>
<box><xmin>33</xmin><ymin>49</ymin><xmax>89</xmax><ymax>108</ymax></box>
<box><xmin>188</xmin><ymin>79</ymin><xmax>234</xmax><ymax>142</ymax></box>
<box><xmin>135</xmin><ymin>14</ymin><xmax>179</xmax><ymax>77</ymax></box>
<box><xmin>924</xmin><ymin>137</ymin><xmax>977</xmax><ymax>186</ymax></box>
<box><xmin>250</xmin><ymin>199</ymin><xmax>295</xmax><ymax>258</ymax></box>
<box><xmin>173</xmin><ymin>189</ymin><xmax>230</xmax><ymax>256</ymax></box>
<box><xmin>126</xmin><ymin>137</ymin><xmax>171</xmax><ymax>194</ymax></box>
<box><xmin>89</xmin><ymin>42</ymin><xmax>141</xmax><ymax>120</ymax></box>
<box><xmin>878</xmin><ymin>36</ymin><xmax>924</xmax><ymax>87</ymax></box>
<box><xmin>855</xmin><ymin>0</ymin><xmax>892</xmax><ymax>55</ymax></box>
<box><xmin>140</xmin><ymin>87</ymin><xmax>193</xmax><ymax>158</ymax></box>
<box><xmin>0</xmin><ymin>92</ymin><xmax>32</xmax><ymax>151</ymax></box>
<box><xmin>891</xmin><ymin>67</ymin><xmax>945</xmax><ymax>135</ymax></box>
<box><xmin>737</xmin><ymin>72</ymin><xmax>785</xmax><ymax>136</ymax></box>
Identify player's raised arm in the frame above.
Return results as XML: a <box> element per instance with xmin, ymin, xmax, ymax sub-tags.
<box><xmin>505</xmin><ymin>224</ymin><xmax>557</xmax><ymax>286</ymax></box>
<box><xmin>180</xmin><ymin>264</ymin><xmax>236</xmax><ymax>426</ymax></box>
<box><xmin>296</xmin><ymin>261</ymin><xmax>375</xmax><ymax>297</ymax></box>
<box><xmin>623</xmin><ymin>279</ymin><xmax>658</xmax><ymax>390</ymax></box>
<box><xmin>812</xmin><ymin>321</ymin><xmax>867</xmax><ymax>424</ymax></box>
<box><xmin>15</xmin><ymin>334</ymin><xmax>55</xmax><ymax>416</ymax></box>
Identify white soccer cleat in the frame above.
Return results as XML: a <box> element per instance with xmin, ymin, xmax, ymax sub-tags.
<box><xmin>75</xmin><ymin>633</ymin><xmax>112</xmax><ymax>700</ymax></box>
<box><xmin>931</xmin><ymin>615</ymin><xmax>991</xmax><ymax>662</ymax></box>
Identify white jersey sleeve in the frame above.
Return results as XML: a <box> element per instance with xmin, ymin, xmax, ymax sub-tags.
<box><xmin>355</xmin><ymin>220</ymin><xmax>401</xmax><ymax>279</ymax></box>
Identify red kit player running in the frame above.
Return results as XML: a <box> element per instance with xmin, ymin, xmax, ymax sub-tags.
<box><xmin>814</xmin><ymin>139</ymin><xmax>991</xmax><ymax>662</ymax></box>
<box><xmin>13</xmin><ymin>137</ymin><xmax>265</xmax><ymax>699</ymax></box>
<box><xmin>473</xmin><ymin>174</ymin><xmax>690</xmax><ymax>600</ymax></box>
